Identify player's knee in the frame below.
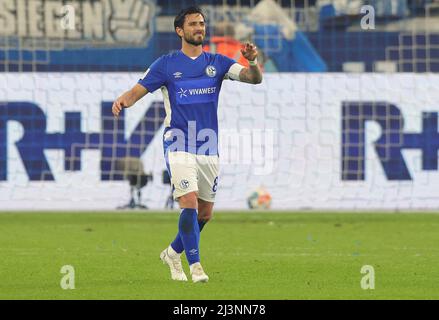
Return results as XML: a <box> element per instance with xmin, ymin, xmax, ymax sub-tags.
<box><xmin>179</xmin><ymin>192</ymin><xmax>198</xmax><ymax>209</ymax></box>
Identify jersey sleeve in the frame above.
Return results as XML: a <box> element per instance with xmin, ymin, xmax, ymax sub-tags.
<box><xmin>217</xmin><ymin>54</ymin><xmax>237</xmax><ymax>78</ymax></box>
<box><xmin>138</xmin><ymin>56</ymin><xmax>167</xmax><ymax>92</ymax></box>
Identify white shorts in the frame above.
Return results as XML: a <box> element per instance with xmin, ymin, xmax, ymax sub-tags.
<box><xmin>166</xmin><ymin>151</ymin><xmax>219</xmax><ymax>202</ymax></box>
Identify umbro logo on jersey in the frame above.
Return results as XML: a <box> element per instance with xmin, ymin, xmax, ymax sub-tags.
<box><xmin>205</xmin><ymin>65</ymin><xmax>216</xmax><ymax>77</ymax></box>
<box><xmin>173</xmin><ymin>72</ymin><xmax>183</xmax><ymax>79</ymax></box>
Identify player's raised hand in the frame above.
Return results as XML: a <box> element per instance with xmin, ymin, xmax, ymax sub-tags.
<box><xmin>241</xmin><ymin>42</ymin><xmax>258</xmax><ymax>62</ymax></box>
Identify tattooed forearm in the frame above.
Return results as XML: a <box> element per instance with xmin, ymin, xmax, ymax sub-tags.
<box><xmin>239</xmin><ymin>65</ymin><xmax>263</xmax><ymax>84</ymax></box>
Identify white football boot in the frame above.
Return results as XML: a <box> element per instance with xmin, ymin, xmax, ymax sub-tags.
<box><xmin>160</xmin><ymin>247</ymin><xmax>188</xmax><ymax>281</ymax></box>
<box><xmin>190</xmin><ymin>262</ymin><xmax>209</xmax><ymax>283</ymax></box>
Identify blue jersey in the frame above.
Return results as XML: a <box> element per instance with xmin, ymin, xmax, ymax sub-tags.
<box><xmin>138</xmin><ymin>51</ymin><xmax>236</xmax><ymax>155</ymax></box>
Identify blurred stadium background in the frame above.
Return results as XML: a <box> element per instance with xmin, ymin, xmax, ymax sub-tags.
<box><xmin>2</xmin><ymin>0</ymin><xmax>439</xmax><ymax>210</ymax></box>
<box><xmin>2</xmin><ymin>0</ymin><xmax>438</xmax><ymax>73</ymax></box>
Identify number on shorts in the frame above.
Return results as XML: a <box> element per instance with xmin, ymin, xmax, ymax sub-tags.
<box><xmin>212</xmin><ymin>177</ymin><xmax>218</xmax><ymax>193</ymax></box>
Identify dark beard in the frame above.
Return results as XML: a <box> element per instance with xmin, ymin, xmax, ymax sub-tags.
<box><xmin>185</xmin><ymin>35</ymin><xmax>204</xmax><ymax>46</ymax></box>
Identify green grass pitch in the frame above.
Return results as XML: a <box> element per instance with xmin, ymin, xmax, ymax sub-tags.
<box><xmin>0</xmin><ymin>211</ymin><xmax>438</xmax><ymax>300</ymax></box>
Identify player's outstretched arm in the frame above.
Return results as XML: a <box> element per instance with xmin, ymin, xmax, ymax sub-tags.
<box><xmin>112</xmin><ymin>84</ymin><xmax>148</xmax><ymax>117</ymax></box>
<box><xmin>239</xmin><ymin>42</ymin><xmax>263</xmax><ymax>85</ymax></box>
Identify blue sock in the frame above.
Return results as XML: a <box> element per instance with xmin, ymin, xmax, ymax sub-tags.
<box><xmin>171</xmin><ymin>219</ymin><xmax>207</xmax><ymax>254</ymax></box>
<box><xmin>175</xmin><ymin>208</ymin><xmax>200</xmax><ymax>265</ymax></box>
<box><xmin>198</xmin><ymin>220</ymin><xmax>207</xmax><ymax>232</ymax></box>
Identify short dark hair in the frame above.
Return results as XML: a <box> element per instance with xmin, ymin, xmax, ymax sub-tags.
<box><xmin>174</xmin><ymin>6</ymin><xmax>206</xmax><ymax>31</ymax></box>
